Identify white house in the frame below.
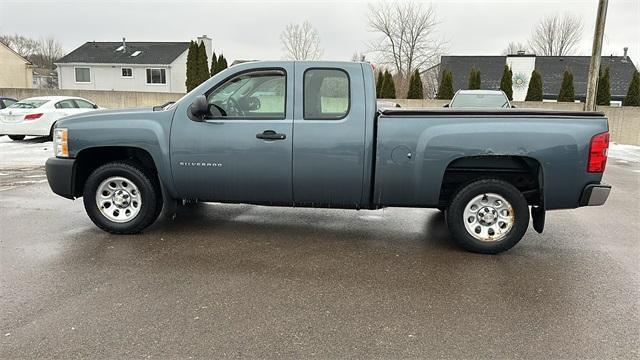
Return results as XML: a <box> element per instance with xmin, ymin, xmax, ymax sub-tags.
<box><xmin>55</xmin><ymin>36</ymin><xmax>212</xmax><ymax>93</ymax></box>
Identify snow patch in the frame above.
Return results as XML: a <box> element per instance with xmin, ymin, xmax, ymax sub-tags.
<box><xmin>0</xmin><ymin>136</ymin><xmax>52</xmax><ymax>168</ymax></box>
<box><xmin>609</xmin><ymin>143</ymin><xmax>640</xmax><ymax>163</ymax></box>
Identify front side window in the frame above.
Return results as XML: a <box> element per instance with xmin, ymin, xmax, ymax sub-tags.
<box><xmin>146</xmin><ymin>68</ymin><xmax>166</xmax><ymax>84</ymax></box>
<box><xmin>206</xmin><ymin>69</ymin><xmax>286</xmax><ymax>119</ymax></box>
<box><xmin>304</xmin><ymin>69</ymin><xmax>349</xmax><ymax>120</ymax></box>
<box><xmin>75</xmin><ymin>67</ymin><xmax>91</xmax><ymax>83</ymax></box>
<box><xmin>122</xmin><ymin>68</ymin><xmax>133</xmax><ymax>77</ymax></box>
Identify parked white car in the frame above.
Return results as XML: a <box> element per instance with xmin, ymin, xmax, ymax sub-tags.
<box><xmin>0</xmin><ymin>96</ymin><xmax>102</xmax><ymax>140</ymax></box>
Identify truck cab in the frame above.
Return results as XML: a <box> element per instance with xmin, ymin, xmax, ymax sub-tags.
<box><xmin>170</xmin><ymin>61</ymin><xmax>375</xmax><ymax>208</ymax></box>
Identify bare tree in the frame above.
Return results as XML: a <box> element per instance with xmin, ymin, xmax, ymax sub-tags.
<box><xmin>421</xmin><ymin>65</ymin><xmax>440</xmax><ymax>99</ymax></box>
<box><xmin>0</xmin><ymin>34</ymin><xmax>38</xmax><ymax>58</ymax></box>
<box><xmin>1</xmin><ymin>34</ymin><xmax>64</xmax><ymax>69</ymax></box>
<box><xmin>29</xmin><ymin>37</ymin><xmax>65</xmax><ymax>69</ymax></box>
<box><xmin>528</xmin><ymin>14</ymin><xmax>584</xmax><ymax>56</ymax></box>
<box><xmin>280</xmin><ymin>21</ymin><xmax>323</xmax><ymax>60</ymax></box>
<box><xmin>367</xmin><ymin>1</ymin><xmax>445</xmax><ymax>90</ymax></box>
<box><xmin>502</xmin><ymin>41</ymin><xmax>530</xmax><ymax>55</ymax></box>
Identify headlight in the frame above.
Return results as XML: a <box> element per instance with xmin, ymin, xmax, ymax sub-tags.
<box><xmin>53</xmin><ymin>128</ymin><xmax>69</xmax><ymax>157</ymax></box>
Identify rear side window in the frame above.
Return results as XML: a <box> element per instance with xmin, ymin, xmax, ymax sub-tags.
<box><xmin>304</xmin><ymin>69</ymin><xmax>349</xmax><ymax>120</ymax></box>
<box><xmin>55</xmin><ymin>100</ymin><xmax>78</xmax><ymax>109</ymax></box>
<box><xmin>74</xmin><ymin>99</ymin><xmax>95</xmax><ymax>109</ymax></box>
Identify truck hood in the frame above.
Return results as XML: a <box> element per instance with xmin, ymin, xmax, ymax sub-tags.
<box><xmin>57</xmin><ymin>107</ymin><xmax>174</xmax><ymax>127</ymax></box>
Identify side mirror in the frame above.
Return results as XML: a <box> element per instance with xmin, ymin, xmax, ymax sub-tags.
<box><xmin>443</xmin><ymin>103</ymin><xmax>450</xmax><ymax>108</ymax></box>
<box><xmin>511</xmin><ymin>104</ymin><xmax>517</xmax><ymax>108</ymax></box>
<box><xmin>93</xmin><ymin>104</ymin><xmax>99</xmax><ymax>109</ymax></box>
<box><xmin>188</xmin><ymin>95</ymin><xmax>208</xmax><ymax>121</ymax></box>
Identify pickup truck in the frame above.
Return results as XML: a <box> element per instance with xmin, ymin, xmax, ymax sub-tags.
<box><xmin>45</xmin><ymin>61</ymin><xmax>611</xmax><ymax>254</ymax></box>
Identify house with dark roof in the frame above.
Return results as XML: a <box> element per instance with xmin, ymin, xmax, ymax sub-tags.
<box><xmin>438</xmin><ymin>49</ymin><xmax>637</xmax><ymax>103</ymax></box>
<box><xmin>55</xmin><ymin>36</ymin><xmax>212</xmax><ymax>93</ymax></box>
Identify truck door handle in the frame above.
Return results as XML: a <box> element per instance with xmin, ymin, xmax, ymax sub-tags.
<box><xmin>256</xmin><ymin>130</ymin><xmax>286</xmax><ymax>141</ymax></box>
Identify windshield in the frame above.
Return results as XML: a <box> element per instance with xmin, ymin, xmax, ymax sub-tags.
<box><xmin>8</xmin><ymin>99</ymin><xmax>49</xmax><ymax>109</ymax></box>
<box><xmin>450</xmin><ymin>93</ymin><xmax>510</xmax><ymax>108</ymax></box>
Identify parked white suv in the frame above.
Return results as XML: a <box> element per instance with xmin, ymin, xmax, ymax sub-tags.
<box><xmin>0</xmin><ymin>96</ymin><xmax>103</xmax><ymax>140</ymax></box>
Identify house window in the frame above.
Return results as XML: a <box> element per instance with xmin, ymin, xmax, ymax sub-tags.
<box><xmin>146</xmin><ymin>68</ymin><xmax>166</xmax><ymax>84</ymax></box>
<box><xmin>75</xmin><ymin>67</ymin><xmax>91</xmax><ymax>83</ymax></box>
<box><xmin>121</xmin><ymin>68</ymin><xmax>133</xmax><ymax>78</ymax></box>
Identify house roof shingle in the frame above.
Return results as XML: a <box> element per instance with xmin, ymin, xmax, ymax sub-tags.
<box><xmin>439</xmin><ymin>56</ymin><xmax>507</xmax><ymax>94</ymax></box>
<box><xmin>56</xmin><ymin>41</ymin><xmax>190</xmax><ymax>65</ymax></box>
<box><xmin>440</xmin><ymin>55</ymin><xmax>637</xmax><ymax>100</ymax></box>
<box><xmin>534</xmin><ymin>56</ymin><xmax>636</xmax><ymax>99</ymax></box>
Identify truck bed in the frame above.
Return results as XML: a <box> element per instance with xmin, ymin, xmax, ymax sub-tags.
<box><xmin>379</xmin><ymin>108</ymin><xmax>605</xmax><ymax>118</ymax></box>
<box><xmin>373</xmin><ymin>108</ymin><xmax>609</xmax><ymax>210</ymax></box>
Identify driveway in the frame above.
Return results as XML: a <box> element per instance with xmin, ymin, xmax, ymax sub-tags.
<box><xmin>1</xmin><ymin>150</ymin><xmax>638</xmax><ymax>358</ymax></box>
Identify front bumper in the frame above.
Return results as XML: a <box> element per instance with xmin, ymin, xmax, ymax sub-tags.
<box><xmin>579</xmin><ymin>183</ymin><xmax>611</xmax><ymax>206</ymax></box>
<box><xmin>45</xmin><ymin>157</ymin><xmax>76</xmax><ymax>199</ymax></box>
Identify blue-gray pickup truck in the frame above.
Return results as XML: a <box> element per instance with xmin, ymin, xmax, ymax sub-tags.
<box><xmin>45</xmin><ymin>61</ymin><xmax>611</xmax><ymax>254</ymax></box>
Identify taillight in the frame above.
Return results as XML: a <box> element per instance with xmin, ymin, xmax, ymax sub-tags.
<box><xmin>24</xmin><ymin>113</ymin><xmax>43</xmax><ymax>120</ymax></box>
<box><xmin>587</xmin><ymin>131</ymin><xmax>609</xmax><ymax>173</ymax></box>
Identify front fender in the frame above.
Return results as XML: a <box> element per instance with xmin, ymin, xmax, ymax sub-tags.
<box><xmin>61</xmin><ymin>109</ymin><xmax>177</xmax><ymax>197</ymax></box>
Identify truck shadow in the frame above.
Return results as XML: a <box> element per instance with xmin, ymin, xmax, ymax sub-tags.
<box><xmin>148</xmin><ymin>203</ymin><xmax>459</xmax><ymax>253</ymax></box>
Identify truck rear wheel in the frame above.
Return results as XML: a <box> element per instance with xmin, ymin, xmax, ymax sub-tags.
<box><xmin>83</xmin><ymin>161</ymin><xmax>161</xmax><ymax>234</ymax></box>
<box><xmin>446</xmin><ymin>179</ymin><xmax>529</xmax><ymax>254</ymax></box>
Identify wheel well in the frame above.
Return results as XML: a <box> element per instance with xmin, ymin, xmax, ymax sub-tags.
<box><xmin>73</xmin><ymin>147</ymin><xmax>158</xmax><ymax>197</ymax></box>
<box><xmin>439</xmin><ymin>156</ymin><xmax>542</xmax><ymax>207</ymax></box>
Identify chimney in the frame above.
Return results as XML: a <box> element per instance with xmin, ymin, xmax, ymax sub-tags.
<box><xmin>197</xmin><ymin>35</ymin><xmax>213</xmax><ymax>68</ymax></box>
<box><xmin>122</xmin><ymin>37</ymin><xmax>126</xmax><ymax>52</ymax></box>
<box><xmin>622</xmin><ymin>47</ymin><xmax>629</xmax><ymax>62</ymax></box>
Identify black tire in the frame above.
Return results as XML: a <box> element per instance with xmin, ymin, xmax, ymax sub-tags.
<box><xmin>8</xmin><ymin>135</ymin><xmax>25</xmax><ymax>141</ymax></box>
<box><xmin>83</xmin><ymin>161</ymin><xmax>161</xmax><ymax>234</ymax></box>
<box><xmin>46</xmin><ymin>124</ymin><xmax>56</xmax><ymax>141</ymax></box>
<box><xmin>446</xmin><ymin>179</ymin><xmax>529</xmax><ymax>254</ymax></box>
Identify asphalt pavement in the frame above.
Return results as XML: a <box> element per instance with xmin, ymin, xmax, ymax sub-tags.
<box><xmin>0</xmin><ymin>159</ymin><xmax>638</xmax><ymax>359</ymax></box>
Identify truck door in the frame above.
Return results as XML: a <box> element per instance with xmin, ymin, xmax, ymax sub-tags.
<box><xmin>170</xmin><ymin>65</ymin><xmax>294</xmax><ymax>204</ymax></box>
<box><xmin>292</xmin><ymin>63</ymin><xmax>366</xmax><ymax>207</ymax></box>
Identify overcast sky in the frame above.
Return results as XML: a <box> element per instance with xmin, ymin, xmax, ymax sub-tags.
<box><xmin>1</xmin><ymin>0</ymin><xmax>638</xmax><ymax>66</ymax></box>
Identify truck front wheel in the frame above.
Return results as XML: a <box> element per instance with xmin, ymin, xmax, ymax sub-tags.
<box><xmin>83</xmin><ymin>162</ymin><xmax>161</xmax><ymax>234</ymax></box>
<box><xmin>446</xmin><ymin>179</ymin><xmax>529</xmax><ymax>254</ymax></box>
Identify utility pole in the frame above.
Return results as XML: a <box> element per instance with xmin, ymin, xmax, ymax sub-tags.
<box><xmin>584</xmin><ymin>0</ymin><xmax>609</xmax><ymax>111</ymax></box>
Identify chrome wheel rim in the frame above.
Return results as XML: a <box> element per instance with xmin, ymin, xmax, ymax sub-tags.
<box><xmin>95</xmin><ymin>176</ymin><xmax>142</xmax><ymax>223</ymax></box>
<box><xmin>463</xmin><ymin>193</ymin><xmax>514</xmax><ymax>242</ymax></box>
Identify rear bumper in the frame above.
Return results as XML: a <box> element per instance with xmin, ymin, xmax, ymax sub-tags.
<box><xmin>0</xmin><ymin>120</ymin><xmax>50</xmax><ymax>136</ymax></box>
<box><xmin>579</xmin><ymin>183</ymin><xmax>611</xmax><ymax>206</ymax></box>
<box><xmin>45</xmin><ymin>157</ymin><xmax>76</xmax><ymax>199</ymax></box>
